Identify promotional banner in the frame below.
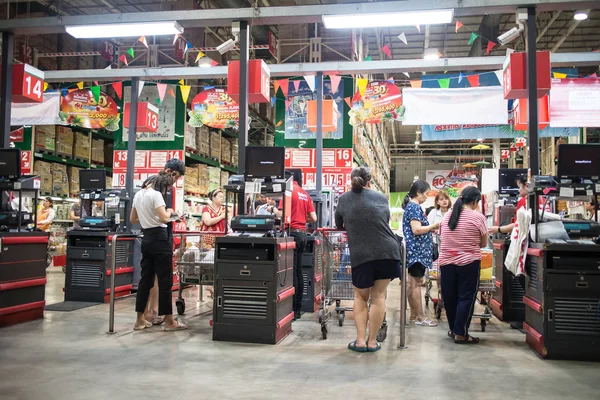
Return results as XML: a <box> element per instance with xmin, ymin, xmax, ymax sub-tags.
<box><xmin>188</xmin><ymin>88</ymin><xmax>239</xmax><ymax>130</ymax></box>
<box><xmin>349</xmin><ymin>80</ymin><xmax>404</xmax><ymax>126</ymax></box>
<box><xmin>285</xmin><ymin>79</ymin><xmax>344</xmax><ymax>140</ymax></box>
<box><xmin>11</xmin><ymin>92</ymin><xmax>61</xmax><ymax>126</ymax></box>
<box><xmin>59</xmin><ymin>89</ymin><xmax>119</xmax><ymax>130</ymax></box>
<box><xmin>402</xmin><ymin>87</ymin><xmax>508</xmax><ymax>125</ymax></box>
<box><xmin>124</xmin><ymin>84</ymin><xmax>176</xmax><ymax>142</ymax></box>
<box><xmin>549</xmin><ymin>78</ymin><xmax>600</xmax><ymax>127</ymax></box>
<box><xmin>422</xmin><ymin>122</ymin><xmax>578</xmax><ymax>141</ymax></box>
<box><xmin>112</xmin><ymin>150</ymin><xmax>184</xmax><ymax>189</ymax></box>
<box><xmin>285</xmin><ymin>148</ymin><xmax>352</xmax><ymax>190</ymax></box>
<box><xmin>425</xmin><ymin>169</ymin><xmax>478</xmax><ymax>198</ymax></box>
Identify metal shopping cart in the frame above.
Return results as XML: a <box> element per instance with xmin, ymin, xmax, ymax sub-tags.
<box><xmin>473</xmin><ymin>249</ymin><xmax>496</xmax><ymax>332</ymax></box>
<box><xmin>425</xmin><ymin>233</ymin><xmax>444</xmax><ymax>320</ymax></box>
<box><xmin>173</xmin><ymin>231</ymin><xmax>223</xmax><ymax>315</ymax></box>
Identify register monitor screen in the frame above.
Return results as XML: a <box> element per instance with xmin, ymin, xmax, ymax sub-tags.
<box><xmin>245</xmin><ymin>146</ymin><xmax>285</xmax><ymax>180</ymax></box>
<box><xmin>499</xmin><ymin>168</ymin><xmax>527</xmax><ymax>196</ymax></box>
<box><xmin>80</xmin><ymin>169</ymin><xmax>106</xmax><ymax>191</ymax></box>
<box><xmin>0</xmin><ymin>149</ymin><xmax>21</xmax><ymax>179</ymax></box>
<box><xmin>557</xmin><ymin>144</ymin><xmax>600</xmax><ymax>179</ymax></box>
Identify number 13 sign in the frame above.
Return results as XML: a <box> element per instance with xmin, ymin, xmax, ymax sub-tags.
<box><xmin>12</xmin><ymin>64</ymin><xmax>45</xmax><ymax>103</ymax></box>
<box><xmin>123</xmin><ymin>102</ymin><xmax>159</xmax><ymax>132</ymax></box>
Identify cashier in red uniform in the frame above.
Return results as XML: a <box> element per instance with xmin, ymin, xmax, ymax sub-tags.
<box><xmin>489</xmin><ymin>176</ymin><xmax>528</xmax><ymax>236</ymax></box>
<box><xmin>271</xmin><ymin>169</ymin><xmax>317</xmax><ymax>320</ymax></box>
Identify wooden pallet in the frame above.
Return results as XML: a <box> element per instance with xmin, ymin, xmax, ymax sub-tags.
<box><xmin>56</xmin><ymin>152</ymin><xmax>73</xmax><ymax>159</ymax></box>
<box><xmin>184</xmin><ymin>191</ymin><xmax>209</xmax><ymax>198</ymax></box>
<box><xmin>35</xmin><ymin>148</ymin><xmax>55</xmax><ymax>156</ymax></box>
<box><xmin>185</xmin><ymin>147</ymin><xmax>198</xmax><ymax>154</ymax></box>
<box><xmin>73</xmin><ymin>157</ymin><xmax>88</xmax><ymax>163</ymax></box>
<box><xmin>91</xmin><ymin>160</ymin><xmax>105</xmax><ymax>166</ymax></box>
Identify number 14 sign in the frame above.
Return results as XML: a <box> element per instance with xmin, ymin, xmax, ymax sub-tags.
<box><xmin>12</xmin><ymin>64</ymin><xmax>45</xmax><ymax>103</ymax></box>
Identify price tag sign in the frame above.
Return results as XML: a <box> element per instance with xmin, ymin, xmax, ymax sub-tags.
<box><xmin>12</xmin><ymin>64</ymin><xmax>45</xmax><ymax>103</ymax></box>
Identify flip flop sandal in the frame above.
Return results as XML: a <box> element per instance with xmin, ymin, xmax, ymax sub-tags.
<box><xmin>414</xmin><ymin>318</ymin><xmax>438</xmax><ymax>327</ymax></box>
<box><xmin>163</xmin><ymin>321</ymin><xmax>188</xmax><ymax>331</ymax></box>
<box><xmin>134</xmin><ymin>321</ymin><xmax>153</xmax><ymax>331</ymax></box>
<box><xmin>151</xmin><ymin>316</ymin><xmax>165</xmax><ymax>326</ymax></box>
<box><xmin>347</xmin><ymin>340</ymin><xmax>368</xmax><ymax>353</ymax></box>
<box><xmin>367</xmin><ymin>342</ymin><xmax>382</xmax><ymax>352</ymax></box>
<box><xmin>448</xmin><ymin>331</ymin><xmax>455</xmax><ymax>338</ymax></box>
<box><xmin>455</xmin><ymin>335</ymin><xmax>480</xmax><ymax>345</ymax></box>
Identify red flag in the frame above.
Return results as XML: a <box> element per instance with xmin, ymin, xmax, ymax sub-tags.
<box><xmin>455</xmin><ymin>20</ymin><xmax>464</xmax><ymax>33</ymax></box>
<box><xmin>279</xmin><ymin>79</ymin><xmax>289</xmax><ymax>98</ymax></box>
<box><xmin>285</xmin><ymin>100</ymin><xmax>291</xmax><ymax>110</ymax></box>
<box><xmin>210</xmin><ymin>60</ymin><xmax>219</xmax><ymax>66</ymax></box>
<box><xmin>119</xmin><ymin>54</ymin><xmax>128</xmax><ymax>67</ymax></box>
<box><xmin>381</xmin><ymin>44</ymin><xmax>391</xmax><ymax>58</ymax></box>
<box><xmin>168</xmin><ymin>88</ymin><xmax>176</xmax><ymax>97</ymax></box>
<box><xmin>112</xmin><ymin>81</ymin><xmax>123</xmax><ymax>99</ymax></box>
<box><xmin>409</xmin><ymin>80</ymin><xmax>422</xmax><ymax>88</ymax></box>
<box><xmin>486</xmin><ymin>41</ymin><xmax>497</xmax><ymax>55</ymax></box>
<box><xmin>344</xmin><ymin>97</ymin><xmax>352</xmax><ymax>108</ymax></box>
<box><xmin>467</xmin><ymin>75</ymin><xmax>480</xmax><ymax>87</ymax></box>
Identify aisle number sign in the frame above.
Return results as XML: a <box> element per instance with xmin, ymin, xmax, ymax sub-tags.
<box><xmin>21</xmin><ymin>150</ymin><xmax>32</xmax><ymax>175</ymax></box>
<box><xmin>123</xmin><ymin>102</ymin><xmax>159</xmax><ymax>133</ymax></box>
<box><xmin>112</xmin><ymin>150</ymin><xmax>183</xmax><ymax>189</ymax></box>
<box><xmin>11</xmin><ymin>64</ymin><xmax>45</xmax><ymax>103</ymax></box>
<box><xmin>285</xmin><ymin>148</ymin><xmax>352</xmax><ymax>190</ymax></box>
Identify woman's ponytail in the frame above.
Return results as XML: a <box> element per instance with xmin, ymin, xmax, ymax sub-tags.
<box><xmin>403</xmin><ymin>180</ymin><xmax>431</xmax><ymax>209</ymax></box>
<box><xmin>448</xmin><ymin>198</ymin><xmax>463</xmax><ymax>230</ymax></box>
<box><xmin>402</xmin><ymin>193</ymin><xmax>411</xmax><ymax>209</ymax></box>
<box><xmin>350</xmin><ymin>167</ymin><xmax>372</xmax><ymax>192</ymax></box>
<box><xmin>448</xmin><ymin>186</ymin><xmax>482</xmax><ymax>230</ymax></box>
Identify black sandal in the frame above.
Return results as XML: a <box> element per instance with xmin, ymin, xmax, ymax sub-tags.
<box><xmin>455</xmin><ymin>335</ymin><xmax>480</xmax><ymax>344</ymax></box>
<box><xmin>447</xmin><ymin>331</ymin><xmax>454</xmax><ymax>338</ymax></box>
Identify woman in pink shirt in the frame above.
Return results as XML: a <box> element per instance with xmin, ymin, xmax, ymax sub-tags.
<box><xmin>439</xmin><ymin>186</ymin><xmax>488</xmax><ymax>344</ymax></box>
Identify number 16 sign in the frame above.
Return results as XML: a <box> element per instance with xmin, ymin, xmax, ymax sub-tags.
<box><xmin>123</xmin><ymin>102</ymin><xmax>159</xmax><ymax>132</ymax></box>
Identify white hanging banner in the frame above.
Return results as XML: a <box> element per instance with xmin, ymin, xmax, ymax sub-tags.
<box><xmin>11</xmin><ymin>92</ymin><xmax>61</xmax><ymax>126</ymax></box>
<box><xmin>549</xmin><ymin>78</ymin><xmax>600</xmax><ymax>127</ymax></box>
<box><xmin>402</xmin><ymin>87</ymin><xmax>508</xmax><ymax>125</ymax></box>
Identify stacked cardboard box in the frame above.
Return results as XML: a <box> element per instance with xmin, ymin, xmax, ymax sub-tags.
<box><xmin>68</xmin><ymin>166</ymin><xmax>80</xmax><ymax>196</ymax></box>
<box><xmin>231</xmin><ymin>140</ymin><xmax>239</xmax><ymax>166</ymax></box>
<box><xmin>35</xmin><ymin>126</ymin><xmax>56</xmax><ymax>153</ymax></box>
<box><xmin>73</xmin><ymin>132</ymin><xmax>90</xmax><ymax>160</ymax></box>
<box><xmin>52</xmin><ymin>164</ymin><xmax>69</xmax><ymax>197</ymax></box>
<box><xmin>91</xmin><ymin>139</ymin><xmax>105</xmax><ymax>164</ymax></box>
<box><xmin>106</xmin><ymin>176</ymin><xmax>113</xmax><ymax>189</ymax></box>
<box><xmin>198</xmin><ymin>164</ymin><xmax>210</xmax><ymax>195</ymax></box>
<box><xmin>34</xmin><ymin>161</ymin><xmax>53</xmax><ymax>193</ymax></box>
<box><xmin>220</xmin><ymin>171</ymin><xmax>229</xmax><ymax>188</ymax></box>
<box><xmin>184</xmin><ymin>166</ymin><xmax>200</xmax><ymax>193</ymax></box>
<box><xmin>56</xmin><ymin>127</ymin><xmax>74</xmax><ymax>158</ymax></box>
<box><xmin>210</xmin><ymin>131</ymin><xmax>221</xmax><ymax>160</ymax></box>
<box><xmin>208</xmin><ymin>166</ymin><xmax>221</xmax><ymax>192</ymax></box>
<box><xmin>221</xmin><ymin>137</ymin><xmax>231</xmax><ymax>164</ymax></box>
<box><xmin>196</xmin><ymin>126</ymin><xmax>210</xmax><ymax>156</ymax></box>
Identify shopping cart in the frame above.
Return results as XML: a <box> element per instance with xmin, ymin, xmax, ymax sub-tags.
<box><xmin>425</xmin><ymin>233</ymin><xmax>444</xmax><ymax>320</ymax></box>
<box><xmin>473</xmin><ymin>249</ymin><xmax>496</xmax><ymax>332</ymax></box>
<box><xmin>173</xmin><ymin>231</ymin><xmax>223</xmax><ymax>315</ymax></box>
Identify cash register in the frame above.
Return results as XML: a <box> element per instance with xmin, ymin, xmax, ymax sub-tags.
<box><xmin>77</xmin><ymin>169</ymin><xmax>129</xmax><ymax>232</ymax></box>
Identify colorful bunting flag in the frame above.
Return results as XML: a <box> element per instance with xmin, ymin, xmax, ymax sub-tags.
<box><xmin>180</xmin><ymin>85</ymin><xmax>191</xmax><ymax>104</ymax></box>
<box><xmin>494</xmin><ymin>70</ymin><xmax>503</xmax><ymax>85</ymax></box>
<box><xmin>156</xmin><ymin>98</ymin><xmax>161</xmax><ymax>104</ymax></box>
<box><xmin>112</xmin><ymin>82</ymin><xmax>123</xmax><ymax>100</ymax></box>
<box><xmin>157</xmin><ymin>83</ymin><xmax>168</xmax><ymax>102</ymax></box>
<box><xmin>364</xmin><ymin>55</ymin><xmax>372</xmax><ymax>61</ymax></box>
<box><xmin>414</xmin><ymin>25</ymin><xmax>420</xmax><ymax>33</ymax></box>
<box><xmin>285</xmin><ymin>100</ymin><xmax>291</xmax><ymax>110</ymax></box>
<box><xmin>409</xmin><ymin>80</ymin><xmax>422</xmax><ymax>89</ymax></box>
<box><xmin>357</xmin><ymin>78</ymin><xmax>368</xmax><ymax>97</ymax></box>
<box><xmin>43</xmin><ymin>82</ymin><xmax>49</xmax><ymax>92</ymax></box>
<box><xmin>75</xmin><ymin>81</ymin><xmax>83</xmax><ymax>90</ymax></box>
<box><xmin>68</xmin><ymin>88</ymin><xmax>78</xmax><ymax>93</ymax></box>
<box><xmin>344</xmin><ymin>97</ymin><xmax>352</xmax><ymax>108</ymax></box>
<box><xmin>93</xmin><ymin>80</ymin><xmax>99</xmax><ymax>86</ymax></box>
<box><xmin>553</xmin><ymin>72</ymin><xmax>567</xmax><ymax>79</ymax></box>
<box><xmin>438</xmin><ymin>78</ymin><xmax>451</xmax><ymax>89</ymax></box>
<box><xmin>486</xmin><ymin>41</ymin><xmax>497</xmax><ymax>55</ymax></box>
<box><xmin>381</xmin><ymin>44</ymin><xmax>391</xmax><ymax>58</ymax></box>
<box><xmin>168</xmin><ymin>88</ymin><xmax>176</xmax><ymax>98</ymax></box>
<box><xmin>119</xmin><ymin>54</ymin><xmax>128</xmax><ymax>66</ymax></box>
<box><xmin>467</xmin><ymin>74</ymin><xmax>480</xmax><ymax>87</ymax></box>
<box><xmin>589</xmin><ymin>72</ymin><xmax>598</xmax><ymax>78</ymax></box>
<box><xmin>304</xmin><ymin>75</ymin><xmax>316</xmax><ymax>92</ymax></box>
<box><xmin>61</xmin><ymin>88</ymin><xmax>68</xmax><ymax>97</ymax></box>
<box><xmin>203</xmin><ymin>86</ymin><xmax>214</xmax><ymax>90</ymax></box>
<box><xmin>402</xmin><ymin>72</ymin><xmax>410</xmax><ymax>79</ymax></box>
<box><xmin>105</xmin><ymin>65</ymin><xmax>112</xmax><ymax>70</ymax></box>
<box><xmin>195</xmin><ymin>51</ymin><xmax>205</xmax><ymax>64</ymax></box>
<box><xmin>274</xmin><ymin>80</ymin><xmax>280</xmax><ymax>95</ymax></box>
<box><xmin>138</xmin><ymin>80</ymin><xmax>145</xmax><ymax>96</ymax></box>
<box><xmin>139</xmin><ymin>36</ymin><xmax>148</xmax><ymax>48</ymax></box>
<box><xmin>184</xmin><ymin>42</ymin><xmax>192</xmax><ymax>55</ymax></box>
<box><xmin>386</xmin><ymin>77</ymin><xmax>395</xmax><ymax>83</ymax></box>
<box><xmin>278</xmin><ymin>79</ymin><xmax>289</xmax><ymax>97</ymax></box>
<box><xmin>329</xmin><ymin>75</ymin><xmax>342</xmax><ymax>94</ymax></box>
<box><xmin>455</xmin><ymin>20</ymin><xmax>464</xmax><ymax>33</ymax></box>
<box><xmin>178</xmin><ymin>79</ymin><xmax>185</xmax><ymax>86</ymax></box>
<box><xmin>127</xmin><ymin>47</ymin><xmax>135</xmax><ymax>58</ymax></box>
<box><xmin>173</xmin><ymin>34</ymin><xmax>181</xmax><ymax>45</ymax></box>
<box><xmin>458</xmin><ymin>72</ymin><xmax>465</xmax><ymax>84</ymax></box>
<box><xmin>90</xmin><ymin>86</ymin><xmax>101</xmax><ymax>103</ymax></box>
<box><xmin>210</xmin><ymin>60</ymin><xmax>219</xmax><ymax>67</ymax></box>
<box><xmin>271</xmin><ymin>97</ymin><xmax>276</xmax><ymax>107</ymax></box>
<box><xmin>293</xmin><ymin>80</ymin><xmax>301</xmax><ymax>92</ymax></box>
<box><xmin>468</xmin><ymin>32</ymin><xmax>479</xmax><ymax>45</ymax></box>
<box><xmin>398</xmin><ymin>32</ymin><xmax>408</xmax><ymax>45</ymax></box>
<box><xmin>276</xmin><ymin>120</ymin><xmax>284</xmax><ymax>127</ymax></box>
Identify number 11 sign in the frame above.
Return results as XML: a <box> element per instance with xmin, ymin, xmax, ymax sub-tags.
<box><xmin>12</xmin><ymin>64</ymin><xmax>45</xmax><ymax>103</ymax></box>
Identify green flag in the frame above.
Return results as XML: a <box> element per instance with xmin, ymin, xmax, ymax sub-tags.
<box><xmin>364</xmin><ymin>55</ymin><xmax>372</xmax><ymax>61</ymax></box>
<box><xmin>90</xmin><ymin>85</ymin><xmax>101</xmax><ymax>103</ymax></box>
<box><xmin>438</xmin><ymin>78</ymin><xmax>450</xmax><ymax>89</ymax></box>
<box><xmin>156</xmin><ymin>97</ymin><xmax>161</xmax><ymax>104</ymax></box>
<box><xmin>127</xmin><ymin>47</ymin><xmax>135</xmax><ymax>58</ymax></box>
<box><xmin>468</xmin><ymin>32</ymin><xmax>479</xmax><ymax>45</ymax></box>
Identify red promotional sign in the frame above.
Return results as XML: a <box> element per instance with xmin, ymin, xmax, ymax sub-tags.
<box><xmin>123</xmin><ymin>102</ymin><xmax>159</xmax><ymax>132</ymax></box>
<box><xmin>21</xmin><ymin>150</ymin><xmax>32</xmax><ymax>175</ymax></box>
<box><xmin>268</xmin><ymin>31</ymin><xmax>277</xmax><ymax>58</ymax></box>
<box><xmin>102</xmin><ymin>41</ymin><xmax>115</xmax><ymax>63</ymax></box>
<box><xmin>285</xmin><ymin>148</ymin><xmax>352</xmax><ymax>190</ymax></box>
<box><xmin>12</xmin><ymin>64</ymin><xmax>44</xmax><ymax>103</ymax></box>
<box><xmin>502</xmin><ymin>51</ymin><xmax>551</xmax><ymax>100</ymax></box>
<box><xmin>60</xmin><ymin>89</ymin><xmax>120</xmax><ymax>130</ymax></box>
<box><xmin>174</xmin><ymin>37</ymin><xmax>186</xmax><ymax>61</ymax></box>
<box><xmin>549</xmin><ymin>78</ymin><xmax>600</xmax><ymax>127</ymax></box>
<box><xmin>189</xmin><ymin>88</ymin><xmax>239</xmax><ymax>129</ymax></box>
<box><xmin>513</xmin><ymin>95</ymin><xmax>549</xmax><ymax>131</ymax></box>
<box><xmin>228</xmin><ymin>59</ymin><xmax>271</xmax><ymax>104</ymax></box>
<box><xmin>349</xmin><ymin>81</ymin><xmax>404</xmax><ymax>125</ymax></box>
<box><xmin>112</xmin><ymin>150</ymin><xmax>183</xmax><ymax>189</ymax></box>
<box><xmin>21</xmin><ymin>45</ymin><xmax>33</xmax><ymax>65</ymax></box>
<box><xmin>501</xmin><ymin>149</ymin><xmax>510</xmax><ymax>160</ymax></box>
<box><xmin>10</xmin><ymin>127</ymin><xmax>24</xmax><ymax>143</ymax></box>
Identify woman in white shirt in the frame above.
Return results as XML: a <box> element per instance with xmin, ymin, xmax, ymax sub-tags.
<box><xmin>130</xmin><ymin>173</ymin><xmax>187</xmax><ymax>331</ymax></box>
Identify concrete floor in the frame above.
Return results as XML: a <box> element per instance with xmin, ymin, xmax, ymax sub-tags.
<box><xmin>0</xmin><ymin>269</ymin><xmax>597</xmax><ymax>400</ymax></box>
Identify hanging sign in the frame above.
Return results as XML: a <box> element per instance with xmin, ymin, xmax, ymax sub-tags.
<box><xmin>21</xmin><ymin>150</ymin><xmax>32</xmax><ymax>175</ymax></box>
<box><xmin>20</xmin><ymin>45</ymin><xmax>34</xmax><ymax>65</ymax></box>
<box><xmin>285</xmin><ymin>148</ymin><xmax>352</xmax><ymax>191</ymax></box>
<box><xmin>112</xmin><ymin>150</ymin><xmax>183</xmax><ymax>189</ymax></box>
<box><xmin>10</xmin><ymin>127</ymin><xmax>24</xmax><ymax>142</ymax></box>
<box><xmin>549</xmin><ymin>78</ymin><xmax>600</xmax><ymax>127</ymax></box>
<box><xmin>502</xmin><ymin>51</ymin><xmax>551</xmax><ymax>100</ymax></box>
<box><xmin>349</xmin><ymin>81</ymin><xmax>404</xmax><ymax>126</ymax></box>
<box><xmin>59</xmin><ymin>89</ymin><xmax>120</xmax><ymax>130</ymax></box>
<box><xmin>188</xmin><ymin>88</ymin><xmax>239</xmax><ymax>130</ymax></box>
<box><xmin>12</xmin><ymin>64</ymin><xmax>45</xmax><ymax>103</ymax></box>
<box><xmin>123</xmin><ymin>102</ymin><xmax>159</xmax><ymax>132</ymax></box>
<box><xmin>513</xmin><ymin>95</ymin><xmax>550</xmax><ymax>131</ymax></box>
<box><xmin>101</xmin><ymin>41</ymin><xmax>116</xmax><ymax>63</ymax></box>
<box><xmin>501</xmin><ymin>149</ymin><xmax>510</xmax><ymax>160</ymax></box>
<box><xmin>228</xmin><ymin>59</ymin><xmax>271</xmax><ymax>104</ymax></box>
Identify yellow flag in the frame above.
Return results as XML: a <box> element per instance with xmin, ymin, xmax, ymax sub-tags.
<box><xmin>43</xmin><ymin>82</ymin><xmax>49</xmax><ymax>92</ymax></box>
<box><xmin>179</xmin><ymin>79</ymin><xmax>185</xmax><ymax>86</ymax></box>
<box><xmin>180</xmin><ymin>85</ymin><xmax>191</xmax><ymax>104</ymax></box>
<box><xmin>195</xmin><ymin>51</ymin><xmax>205</xmax><ymax>64</ymax></box>
<box><xmin>77</xmin><ymin>81</ymin><xmax>84</xmax><ymax>90</ymax></box>
<box><xmin>357</xmin><ymin>78</ymin><xmax>368</xmax><ymax>97</ymax></box>
<box><xmin>553</xmin><ymin>72</ymin><xmax>567</xmax><ymax>79</ymax></box>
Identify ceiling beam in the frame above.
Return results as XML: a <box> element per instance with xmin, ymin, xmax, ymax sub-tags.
<box><xmin>552</xmin><ymin>10</ymin><xmax>591</xmax><ymax>52</ymax></box>
<box><xmin>2</xmin><ymin>0</ymin><xmax>600</xmax><ymax>35</ymax></box>
<box><xmin>537</xmin><ymin>11</ymin><xmax>562</xmax><ymax>43</ymax></box>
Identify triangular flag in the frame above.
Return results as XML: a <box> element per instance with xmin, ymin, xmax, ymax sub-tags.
<box><xmin>61</xmin><ymin>88</ymin><xmax>68</xmax><ymax>97</ymax></box>
<box><xmin>438</xmin><ymin>78</ymin><xmax>450</xmax><ymax>89</ymax></box>
<box><xmin>304</xmin><ymin>75</ymin><xmax>316</xmax><ymax>92</ymax></box>
<box><xmin>589</xmin><ymin>72</ymin><xmax>598</xmax><ymax>78</ymax></box>
<box><xmin>458</xmin><ymin>72</ymin><xmax>465</xmax><ymax>84</ymax></box>
<box><xmin>68</xmin><ymin>88</ymin><xmax>78</xmax><ymax>93</ymax></box>
<box><xmin>184</xmin><ymin>42</ymin><xmax>192</xmax><ymax>55</ymax></box>
<box><xmin>93</xmin><ymin>80</ymin><xmax>99</xmax><ymax>86</ymax></box>
<box><xmin>402</xmin><ymin>72</ymin><xmax>410</xmax><ymax>79</ymax></box>
<box><xmin>455</xmin><ymin>20</ymin><xmax>464</xmax><ymax>33</ymax></box>
<box><xmin>168</xmin><ymin>88</ymin><xmax>175</xmax><ymax>97</ymax></box>
<box><xmin>90</xmin><ymin>86</ymin><xmax>101</xmax><ymax>103</ymax></box>
<box><xmin>467</xmin><ymin>74</ymin><xmax>480</xmax><ymax>87</ymax></box>
<box><xmin>274</xmin><ymin>80</ymin><xmax>280</xmax><ymax>95</ymax></box>
<box><xmin>276</xmin><ymin>120</ymin><xmax>284</xmax><ymax>127</ymax></box>
<box><xmin>285</xmin><ymin>100</ymin><xmax>291</xmax><ymax>110</ymax></box>
<box><xmin>415</xmin><ymin>25</ymin><xmax>420</xmax><ymax>33</ymax></box>
<box><xmin>271</xmin><ymin>97</ymin><xmax>276</xmax><ymax>107</ymax></box>
<box><xmin>330</xmin><ymin>75</ymin><xmax>342</xmax><ymax>94</ymax></box>
<box><xmin>156</xmin><ymin>98</ymin><xmax>161</xmax><ymax>105</ymax></box>
<box><xmin>279</xmin><ymin>79</ymin><xmax>289</xmax><ymax>98</ymax></box>
<box><xmin>77</xmin><ymin>81</ymin><xmax>84</xmax><ymax>90</ymax></box>
<box><xmin>43</xmin><ymin>82</ymin><xmax>49</xmax><ymax>92</ymax></box>
<box><xmin>195</xmin><ymin>51</ymin><xmax>205</xmax><ymax>64</ymax></box>
<box><xmin>119</xmin><ymin>54</ymin><xmax>128</xmax><ymax>66</ymax></box>
<box><xmin>105</xmin><ymin>65</ymin><xmax>112</xmax><ymax>70</ymax></box>
<box><xmin>364</xmin><ymin>55</ymin><xmax>372</xmax><ymax>61</ymax></box>
<box><xmin>180</xmin><ymin>85</ymin><xmax>191</xmax><ymax>104</ymax></box>
<box><xmin>139</xmin><ymin>36</ymin><xmax>148</xmax><ymax>48</ymax></box>
<box><xmin>293</xmin><ymin>80</ymin><xmax>301</xmax><ymax>92</ymax></box>
<box><xmin>112</xmin><ymin>81</ymin><xmax>123</xmax><ymax>99</ymax></box>
<box><xmin>398</xmin><ymin>32</ymin><xmax>408</xmax><ymax>45</ymax></box>
<box><xmin>409</xmin><ymin>80</ymin><xmax>422</xmax><ymax>88</ymax></box>
<box><xmin>138</xmin><ymin>80</ymin><xmax>145</xmax><ymax>96</ymax></box>
<box><xmin>127</xmin><ymin>47</ymin><xmax>135</xmax><ymax>58</ymax></box>
<box><xmin>210</xmin><ymin>60</ymin><xmax>219</xmax><ymax>67</ymax></box>
<box><xmin>468</xmin><ymin>32</ymin><xmax>479</xmax><ymax>45</ymax></box>
<box><xmin>553</xmin><ymin>72</ymin><xmax>567</xmax><ymax>79</ymax></box>
<box><xmin>357</xmin><ymin>78</ymin><xmax>368</xmax><ymax>97</ymax></box>
<box><xmin>387</xmin><ymin>77</ymin><xmax>395</xmax><ymax>83</ymax></box>
<box><xmin>486</xmin><ymin>41</ymin><xmax>497</xmax><ymax>55</ymax></box>
<box><xmin>173</xmin><ymin>34</ymin><xmax>181</xmax><ymax>45</ymax></box>
<box><xmin>494</xmin><ymin>70</ymin><xmax>503</xmax><ymax>85</ymax></box>
<box><xmin>381</xmin><ymin>44</ymin><xmax>391</xmax><ymax>58</ymax></box>
<box><xmin>157</xmin><ymin>83</ymin><xmax>168</xmax><ymax>102</ymax></box>
<box><xmin>203</xmin><ymin>86</ymin><xmax>214</xmax><ymax>90</ymax></box>
<box><xmin>178</xmin><ymin>79</ymin><xmax>185</xmax><ymax>86</ymax></box>
<box><xmin>344</xmin><ymin>97</ymin><xmax>352</xmax><ymax>108</ymax></box>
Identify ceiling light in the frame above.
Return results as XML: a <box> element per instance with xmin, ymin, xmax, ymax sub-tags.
<box><xmin>423</xmin><ymin>48</ymin><xmax>440</xmax><ymax>60</ymax></box>
<box><xmin>323</xmin><ymin>9</ymin><xmax>453</xmax><ymax>29</ymax></box>
<box><xmin>198</xmin><ymin>60</ymin><xmax>212</xmax><ymax>68</ymax></box>
<box><xmin>574</xmin><ymin>10</ymin><xmax>588</xmax><ymax>21</ymax></box>
<box><xmin>414</xmin><ymin>140</ymin><xmax>420</xmax><ymax>145</ymax></box>
<box><xmin>66</xmin><ymin>21</ymin><xmax>183</xmax><ymax>39</ymax></box>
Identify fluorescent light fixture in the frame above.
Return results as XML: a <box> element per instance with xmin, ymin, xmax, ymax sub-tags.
<box><xmin>66</xmin><ymin>21</ymin><xmax>183</xmax><ymax>39</ymax></box>
<box><xmin>574</xmin><ymin>10</ymin><xmax>588</xmax><ymax>21</ymax></box>
<box><xmin>323</xmin><ymin>9</ymin><xmax>453</xmax><ymax>29</ymax></box>
<box><xmin>414</xmin><ymin>140</ymin><xmax>420</xmax><ymax>145</ymax></box>
<box><xmin>198</xmin><ymin>60</ymin><xmax>212</xmax><ymax>68</ymax></box>
<box><xmin>423</xmin><ymin>48</ymin><xmax>440</xmax><ymax>60</ymax></box>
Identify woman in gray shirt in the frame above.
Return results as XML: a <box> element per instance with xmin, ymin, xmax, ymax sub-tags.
<box><xmin>335</xmin><ymin>167</ymin><xmax>401</xmax><ymax>352</ymax></box>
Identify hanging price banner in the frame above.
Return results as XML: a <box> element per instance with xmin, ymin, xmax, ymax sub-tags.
<box><xmin>188</xmin><ymin>88</ymin><xmax>239</xmax><ymax>130</ymax></box>
<box><xmin>349</xmin><ymin>81</ymin><xmax>404</xmax><ymax>126</ymax></box>
<box><xmin>59</xmin><ymin>89</ymin><xmax>120</xmax><ymax>130</ymax></box>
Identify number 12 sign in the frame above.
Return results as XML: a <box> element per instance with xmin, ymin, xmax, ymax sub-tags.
<box><xmin>12</xmin><ymin>64</ymin><xmax>45</xmax><ymax>103</ymax></box>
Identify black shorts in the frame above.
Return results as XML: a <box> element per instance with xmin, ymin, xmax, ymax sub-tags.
<box><xmin>408</xmin><ymin>262</ymin><xmax>427</xmax><ymax>278</ymax></box>
<box><xmin>352</xmin><ymin>259</ymin><xmax>401</xmax><ymax>289</ymax></box>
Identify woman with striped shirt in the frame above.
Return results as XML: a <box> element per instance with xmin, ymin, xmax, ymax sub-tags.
<box><xmin>439</xmin><ymin>186</ymin><xmax>488</xmax><ymax>344</ymax></box>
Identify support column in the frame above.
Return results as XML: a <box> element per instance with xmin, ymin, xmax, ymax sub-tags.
<box><xmin>0</xmin><ymin>32</ymin><xmax>15</xmax><ymax>149</ymax></box>
<box><xmin>316</xmin><ymin>72</ymin><xmax>323</xmax><ymax>196</ymax></box>
<box><xmin>125</xmin><ymin>78</ymin><xmax>139</xmax><ymax>231</ymax></box>
<box><xmin>237</xmin><ymin>20</ymin><xmax>250</xmax><ymax>214</ymax></box>
<box><xmin>526</xmin><ymin>7</ymin><xmax>540</xmax><ymax>176</ymax></box>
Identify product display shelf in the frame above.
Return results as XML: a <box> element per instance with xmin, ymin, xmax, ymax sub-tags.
<box><xmin>352</xmin><ymin>146</ymin><xmax>387</xmax><ymax>194</ymax></box>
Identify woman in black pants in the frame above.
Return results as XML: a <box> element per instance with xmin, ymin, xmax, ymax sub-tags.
<box><xmin>130</xmin><ymin>173</ymin><xmax>187</xmax><ymax>331</ymax></box>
